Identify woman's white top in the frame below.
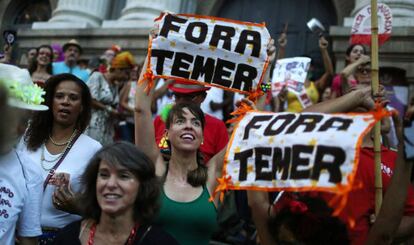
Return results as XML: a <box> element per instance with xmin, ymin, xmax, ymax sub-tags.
<box><xmin>23</xmin><ymin>134</ymin><xmax>101</xmax><ymax>228</ymax></box>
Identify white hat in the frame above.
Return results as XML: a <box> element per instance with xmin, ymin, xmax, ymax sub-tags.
<box><xmin>0</xmin><ymin>64</ymin><xmax>48</xmax><ymax>111</ymax></box>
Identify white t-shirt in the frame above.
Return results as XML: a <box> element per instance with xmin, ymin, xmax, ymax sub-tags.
<box><xmin>23</xmin><ymin>134</ymin><xmax>101</xmax><ymax>228</ymax></box>
<box><xmin>201</xmin><ymin>87</ymin><xmax>224</xmax><ymax>120</ymax></box>
<box><xmin>0</xmin><ymin>149</ymin><xmax>43</xmax><ymax>245</ymax></box>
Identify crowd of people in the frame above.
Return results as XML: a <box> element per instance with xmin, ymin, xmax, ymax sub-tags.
<box><xmin>0</xmin><ymin>18</ymin><xmax>414</xmax><ymax>245</ymax></box>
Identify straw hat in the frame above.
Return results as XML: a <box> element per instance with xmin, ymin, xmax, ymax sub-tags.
<box><xmin>63</xmin><ymin>39</ymin><xmax>83</xmax><ymax>54</ymax></box>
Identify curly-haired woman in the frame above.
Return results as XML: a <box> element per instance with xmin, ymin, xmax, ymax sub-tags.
<box><xmin>22</xmin><ymin>73</ymin><xmax>102</xmax><ymax>244</ymax></box>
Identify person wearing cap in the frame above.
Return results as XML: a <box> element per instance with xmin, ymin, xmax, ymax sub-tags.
<box><xmin>153</xmin><ymin>81</ymin><xmax>229</xmax><ymax>164</ymax></box>
<box><xmin>0</xmin><ymin>63</ymin><xmax>47</xmax><ymax>245</ymax></box>
<box><xmin>85</xmin><ymin>51</ymin><xmax>136</xmax><ymax>146</ymax></box>
<box><xmin>52</xmin><ymin>39</ymin><xmax>89</xmax><ymax>82</ymax></box>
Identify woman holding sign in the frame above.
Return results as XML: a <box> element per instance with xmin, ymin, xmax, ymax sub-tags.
<box><xmin>275</xmin><ymin>35</ymin><xmax>334</xmax><ymax>112</ymax></box>
<box><xmin>136</xmin><ymin>80</ymin><xmax>272</xmax><ymax>245</ymax></box>
<box><xmin>135</xmin><ymin>75</ymin><xmax>221</xmax><ymax>245</ymax></box>
<box><xmin>135</xmin><ymin>19</ymin><xmax>275</xmax><ymax>242</ymax></box>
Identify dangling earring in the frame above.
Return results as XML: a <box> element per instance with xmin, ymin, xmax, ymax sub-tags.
<box><xmin>201</xmin><ymin>139</ymin><xmax>204</xmax><ymax>145</ymax></box>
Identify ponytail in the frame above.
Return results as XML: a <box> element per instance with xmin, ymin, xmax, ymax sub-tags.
<box><xmin>187</xmin><ymin>150</ymin><xmax>207</xmax><ymax>187</ymax></box>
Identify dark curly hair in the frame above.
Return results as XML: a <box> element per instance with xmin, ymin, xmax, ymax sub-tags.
<box><xmin>28</xmin><ymin>44</ymin><xmax>54</xmax><ymax>75</ymax></box>
<box><xmin>165</xmin><ymin>102</ymin><xmax>207</xmax><ymax>187</ymax></box>
<box><xmin>79</xmin><ymin>142</ymin><xmax>160</xmax><ymax>224</ymax></box>
<box><xmin>345</xmin><ymin>44</ymin><xmax>367</xmax><ymax>65</ymax></box>
<box><xmin>268</xmin><ymin>195</ymin><xmax>349</xmax><ymax>245</ymax></box>
<box><xmin>24</xmin><ymin>73</ymin><xmax>91</xmax><ymax>151</ymax></box>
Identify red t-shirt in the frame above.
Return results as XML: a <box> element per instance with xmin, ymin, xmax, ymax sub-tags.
<box><xmin>321</xmin><ymin>146</ymin><xmax>414</xmax><ymax>245</ymax></box>
<box><xmin>153</xmin><ymin>113</ymin><xmax>229</xmax><ymax>164</ymax></box>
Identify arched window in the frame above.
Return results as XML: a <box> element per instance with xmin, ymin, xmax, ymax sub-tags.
<box><xmin>14</xmin><ymin>0</ymin><xmax>51</xmax><ymax>26</ymax></box>
<box><xmin>216</xmin><ymin>0</ymin><xmax>337</xmax><ymax>78</ymax></box>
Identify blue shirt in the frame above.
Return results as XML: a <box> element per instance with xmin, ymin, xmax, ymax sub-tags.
<box><xmin>52</xmin><ymin>62</ymin><xmax>89</xmax><ymax>82</ymax></box>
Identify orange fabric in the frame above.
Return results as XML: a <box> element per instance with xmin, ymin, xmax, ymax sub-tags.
<box><xmin>139</xmin><ymin>37</ymin><xmax>155</xmax><ymax>94</ymax></box>
<box><xmin>111</xmin><ymin>51</ymin><xmax>136</xmax><ymax>69</ymax></box>
<box><xmin>209</xmin><ymin>176</ymin><xmax>231</xmax><ymax>202</ymax></box>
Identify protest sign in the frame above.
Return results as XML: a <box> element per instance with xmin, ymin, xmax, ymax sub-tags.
<box><xmin>220</xmin><ymin>111</ymin><xmax>379</xmax><ymax>193</ymax></box>
<box><xmin>271</xmin><ymin>57</ymin><xmax>312</xmax><ymax>108</ymax></box>
<box><xmin>350</xmin><ymin>3</ymin><xmax>392</xmax><ymax>46</ymax></box>
<box><xmin>144</xmin><ymin>12</ymin><xmax>271</xmax><ymax>94</ymax></box>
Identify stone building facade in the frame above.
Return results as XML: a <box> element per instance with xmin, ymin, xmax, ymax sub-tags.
<box><xmin>0</xmin><ymin>0</ymin><xmax>413</xmax><ymax>93</ymax></box>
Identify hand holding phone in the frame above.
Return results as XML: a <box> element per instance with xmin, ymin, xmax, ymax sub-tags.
<box><xmin>3</xmin><ymin>30</ymin><xmax>16</xmax><ymax>46</ymax></box>
<box><xmin>0</xmin><ymin>30</ymin><xmax>15</xmax><ymax>63</ymax></box>
<box><xmin>49</xmin><ymin>172</ymin><xmax>70</xmax><ymax>187</ymax></box>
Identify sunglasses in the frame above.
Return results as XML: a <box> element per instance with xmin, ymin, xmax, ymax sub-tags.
<box><xmin>357</xmin><ymin>67</ymin><xmax>371</xmax><ymax>74</ymax></box>
<box><xmin>173</xmin><ymin>92</ymin><xmax>204</xmax><ymax>101</ymax></box>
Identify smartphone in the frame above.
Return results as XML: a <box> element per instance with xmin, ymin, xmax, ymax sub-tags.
<box><xmin>3</xmin><ymin>30</ymin><xmax>16</xmax><ymax>46</ymax></box>
<box><xmin>49</xmin><ymin>172</ymin><xmax>70</xmax><ymax>187</ymax></box>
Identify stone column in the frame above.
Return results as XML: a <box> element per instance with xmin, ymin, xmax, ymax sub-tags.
<box><xmin>33</xmin><ymin>0</ymin><xmax>111</xmax><ymax>29</ymax></box>
<box><xmin>345</xmin><ymin>0</ymin><xmax>414</xmax><ymax>26</ymax></box>
<box><xmin>102</xmin><ymin>0</ymin><xmax>183</xmax><ymax>28</ymax></box>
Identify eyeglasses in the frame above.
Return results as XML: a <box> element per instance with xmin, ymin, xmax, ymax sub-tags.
<box><xmin>173</xmin><ymin>92</ymin><xmax>203</xmax><ymax>101</ymax></box>
<box><xmin>357</xmin><ymin>67</ymin><xmax>371</xmax><ymax>74</ymax></box>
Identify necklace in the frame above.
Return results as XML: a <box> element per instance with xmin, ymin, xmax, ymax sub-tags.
<box><xmin>40</xmin><ymin>129</ymin><xmax>78</xmax><ymax>171</ymax></box>
<box><xmin>49</xmin><ymin>129</ymin><xmax>77</xmax><ymax>146</ymax></box>
<box><xmin>87</xmin><ymin>222</ymin><xmax>139</xmax><ymax>245</ymax></box>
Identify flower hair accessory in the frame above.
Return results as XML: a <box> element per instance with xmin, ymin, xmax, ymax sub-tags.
<box><xmin>0</xmin><ymin>63</ymin><xmax>48</xmax><ymax>111</ymax></box>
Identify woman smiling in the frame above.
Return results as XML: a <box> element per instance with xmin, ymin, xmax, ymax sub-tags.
<box><xmin>29</xmin><ymin>45</ymin><xmax>54</xmax><ymax>87</ymax></box>
<box><xmin>53</xmin><ymin>142</ymin><xmax>178</xmax><ymax>245</ymax></box>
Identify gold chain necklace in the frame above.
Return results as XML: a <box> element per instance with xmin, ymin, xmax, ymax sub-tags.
<box><xmin>40</xmin><ymin>130</ymin><xmax>78</xmax><ymax>171</ymax></box>
<box><xmin>49</xmin><ymin>129</ymin><xmax>77</xmax><ymax>146</ymax></box>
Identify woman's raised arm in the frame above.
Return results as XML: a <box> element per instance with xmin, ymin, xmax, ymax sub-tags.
<box><xmin>134</xmin><ymin>56</ymin><xmax>165</xmax><ymax>176</ymax></box>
